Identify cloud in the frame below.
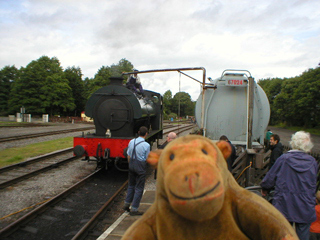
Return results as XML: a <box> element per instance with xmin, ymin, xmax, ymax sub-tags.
<box><xmin>0</xmin><ymin>0</ymin><xmax>320</xmax><ymax>100</ymax></box>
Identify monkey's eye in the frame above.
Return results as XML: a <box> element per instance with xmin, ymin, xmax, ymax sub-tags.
<box><xmin>202</xmin><ymin>149</ymin><xmax>208</xmax><ymax>155</ymax></box>
<box><xmin>169</xmin><ymin>154</ymin><xmax>175</xmax><ymax>161</ymax></box>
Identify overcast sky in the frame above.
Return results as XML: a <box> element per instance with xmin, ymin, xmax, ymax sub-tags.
<box><xmin>1</xmin><ymin>0</ymin><xmax>319</xmax><ymax>100</ymax></box>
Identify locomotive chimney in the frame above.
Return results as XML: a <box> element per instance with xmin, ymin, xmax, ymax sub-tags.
<box><xmin>109</xmin><ymin>77</ymin><xmax>124</xmax><ymax>86</ymax></box>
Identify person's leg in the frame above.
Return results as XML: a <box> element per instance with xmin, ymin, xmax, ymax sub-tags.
<box><xmin>310</xmin><ymin>232</ymin><xmax>318</xmax><ymax>240</ymax></box>
<box><xmin>124</xmin><ymin>171</ymin><xmax>137</xmax><ymax>210</ymax></box>
<box><xmin>295</xmin><ymin>222</ymin><xmax>310</xmax><ymax>240</ymax></box>
<box><xmin>131</xmin><ymin>173</ymin><xmax>146</xmax><ymax>211</ymax></box>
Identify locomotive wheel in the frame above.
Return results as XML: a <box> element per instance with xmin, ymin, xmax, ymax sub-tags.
<box><xmin>114</xmin><ymin>157</ymin><xmax>129</xmax><ymax>172</ymax></box>
<box><xmin>96</xmin><ymin>157</ymin><xmax>107</xmax><ymax>170</ymax></box>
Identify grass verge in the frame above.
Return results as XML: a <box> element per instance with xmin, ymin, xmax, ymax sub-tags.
<box><xmin>0</xmin><ymin>137</ymin><xmax>73</xmax><ymax>168</ymax></box>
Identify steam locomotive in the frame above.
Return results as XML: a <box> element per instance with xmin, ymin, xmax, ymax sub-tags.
<box><xmin>73</xmin><ymin>77</ymin><xmax>163</xmax><ymax>170</ymax></box>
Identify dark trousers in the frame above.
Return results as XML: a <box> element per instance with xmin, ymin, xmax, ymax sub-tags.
<box><xmin>125</xmin><ymin>170</ymin><xmax>146</xmax><ymax>210</ymax></box>
<box><xmin>310</xmin><ymin>232</ymin><xmax>320</xmax><ymax>240</ymax></box>
<box><xmin>290</xmin><ymin>222</ymin><xmax>311</xmax><ymax>240</ymax></box>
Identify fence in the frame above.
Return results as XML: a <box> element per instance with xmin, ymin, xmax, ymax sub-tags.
<box><xmin>233</xmin><ymin>146</ymin><xmax>320</xmax><ymax>189</ymax></box>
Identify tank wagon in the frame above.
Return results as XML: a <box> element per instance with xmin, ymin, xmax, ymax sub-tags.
<box><xmin>73</xmin><ymin>77</ymin><xmax>163</xmax><ymax>170</ymax></box>
<box><xmin>195</xmin><ymin>69</ymin><xmax>270</xmax><ymax>146</ymax></box>
<box><xmin>195</xmin><ymin>69</ymin><xmax>271</xmax><ymax>186</ymax></box>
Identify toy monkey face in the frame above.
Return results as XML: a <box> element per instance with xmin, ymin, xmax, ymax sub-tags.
<box><xmin>159</xmin><ymin>136</ymin><xmax>230</xmax><ymax>221</ymax></box>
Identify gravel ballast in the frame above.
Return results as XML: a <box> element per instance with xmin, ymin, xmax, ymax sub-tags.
<box><xmin>0</xmin><ymin>123</ymin><xmax>158</xmax><ymax>231</ymax></box>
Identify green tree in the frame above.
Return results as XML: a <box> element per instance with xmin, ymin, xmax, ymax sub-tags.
<box><xmin>92</xmin><ymin>66</ymin><xmax>111</xmax><ymax>89</ymax></box>
<box><xmin>171</xmin><ymin>92</ymin><xmax>195</xmax><ymax>117</ymax></box>
<box><xmin>259</xmin><ymin>78</ymin><xmax>284</xmax><ymax>125</ymax></box>
<box><xmin>87</xmin><ymin>59</ymin><xmax>134</xmax><ymax>97</ymax></box>
<box><xmin>163</xmin><ymin>90</ymin><xmax>173</xmax><ymax>118</ymax></box>
<box><xmin>293</xmin><ymin>68</ymin><xmax>320</xmax><ymax>127</ymax></box>
<box><xmin>83</xmin><ymin>77</ymin><xmax>94</xmax><ymax>100</ymax></box>
<box><xmin>40</xmin><ymin>74</ymin><xmax>75</xmax><ymax>116</ymax></box>
<box><xmin>273</xmin><ymin>78</ymin><xmax>299</xmax><ymax>126</ymax></box>
<box><xmin>110</xmin><ymin>58</ymin><xmax>134</xmax><ymax>79</ymax></box>
<box><xmin>8</xmin><ymin>56</ymin><xmax>70</xmax><ymax>115</ymax></box>
<box><xmin>0</xmin><ymin>65</ymin><xmax>18</xmax><ymax>115</ymax></box>
<box><xmin>64</xmin><ymin>66</ymin><xmax>86</xmax><ymax>116</ymax></box>
<box><xmin>259</xmin><ymin>67</ymin><xmax>320</xmax><ymax>128</ymax></box>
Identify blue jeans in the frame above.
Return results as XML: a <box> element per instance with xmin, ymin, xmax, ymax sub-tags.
<box><xmin>290</xmin><ymin>222</ymin><xmax>311</xmax><ymax>240</ymax></box>
<box><xmin>125</xmin><ymin>170</ymin><xmax>146</xmax><ymax>211</ymax></box>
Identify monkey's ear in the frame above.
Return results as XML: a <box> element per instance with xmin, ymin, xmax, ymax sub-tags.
<box><xmin>147</xmin><ymin>149</ymin><xmax>163</xmax><ymax>169</ymax></box>
<box><xmin>216</xmin><ymin>141</ymin><xmax>232</xmax><ymax>160</ymax></box>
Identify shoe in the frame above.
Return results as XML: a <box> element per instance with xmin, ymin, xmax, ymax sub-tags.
<box><xmin>122</xmin><ymin>204</ymin><xmax>130</xmax><ymax>212</ymax></box>
<box><xmin>130</xmin><ymin>211</ymin><xmax>144</xmax><ymax>216</ymax></box>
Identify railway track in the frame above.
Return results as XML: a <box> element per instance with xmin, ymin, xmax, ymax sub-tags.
<box><xmin>0</xmin><ymin>148</ymin><xmax>78</xmax><ymax>189</ymax></box>
<box><xmin>0</xmin><ymin>168</ymin><xmax>128</xmax><ymax>240</ymax></box>
<box><xmin>0</xmin><ymin>123</ymin><xmax>189</xmax><ymax>144</ymax></box>
<box><xmin>0</xmin><ymin>123</ymin><xmax>195</xmax><ymax>239</ymax></box>
<box><xmin>0</xmin><ymin>124</ymin><xmax>194</xmax><ymax>190</ymax></box>
<box><xmin>160</xmin><ymin>124</ymin><xmax>195</xmax><ymax>145</ymax></box>
<box><xmin>0</xmin><ymin>127</ymin><xmax>95</xmax><ymax>143</ymax></box>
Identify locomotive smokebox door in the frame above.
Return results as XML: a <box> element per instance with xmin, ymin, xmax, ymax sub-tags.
<box><xmin>96</xmin><ymin>98</ymin><xmax>130</xmax><ymax>131</ymax></box>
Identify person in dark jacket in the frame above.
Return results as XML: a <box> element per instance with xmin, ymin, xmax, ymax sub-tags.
<box><xmin>126</xmin><ymin>69</ymin><xmax>144</xmax><ymax>95</ymax></box>
<box><xmin>219</xmin><ymin>135</ymin><xmax>236</xmax><ymax>172</ymax></box>
<box><xmin>261</xmin><ymin>131</ymin><xmax>317</xmax><ymax>240</ymax></box>
<box><xmin>269</xmin><ymin>134</ymin><xmax>283</xmax><ymax>169</ymax></box>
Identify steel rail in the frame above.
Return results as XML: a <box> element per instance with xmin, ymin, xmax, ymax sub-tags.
<box><xmin>0</xmin><ymin>155</ymin><xmax>80</xmax><ymax>189</ymax></box>
<box><xmin>0</xmin><ymin>127</ymin><xmax>95</xmax><ymax>143</ymax></box>
<box><xmin>0</xmin><ymin>148</ymin><xmax>73</xmax><ymax>173</ymax></box>
<box><xmin>72</xmin><ymin>125</ymin><xmax>194</xmax><ymax>239</ymax></box>
<box><xmin>0</xmin><ymin>169</ymin><xmax>102</xmax><ymax>238</ymax></box>
<box><xmin>72</xmin><ymin>180</ymin><xmax>128</xmax><ymax>240</ymax></box>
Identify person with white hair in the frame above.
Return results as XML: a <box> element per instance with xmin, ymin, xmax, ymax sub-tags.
<box><xmin>260</xmin><ymin>131</ymin><xmax>317</xmax><ymax>240</ymax></box>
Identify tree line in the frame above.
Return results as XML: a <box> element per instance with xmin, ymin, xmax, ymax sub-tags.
<box><xmin>258</xmin><ymin>67</ymin><xmax>320</xmax><ymax>128</ymax></box>
<box><xmin>3</xmin><ymin>55</ymin><xmax>317</xmax><ymax>126</ymax></box>
<box><xmin>0</xmin><ymin>56</ymin><xmax>195</xmax><ymax>118</ymax></box>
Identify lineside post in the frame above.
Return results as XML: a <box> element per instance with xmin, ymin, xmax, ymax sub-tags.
<box><xmin>245</xmin><ymin>76</ymin><xmax>254</xmax><ymax>187</ymax></box>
